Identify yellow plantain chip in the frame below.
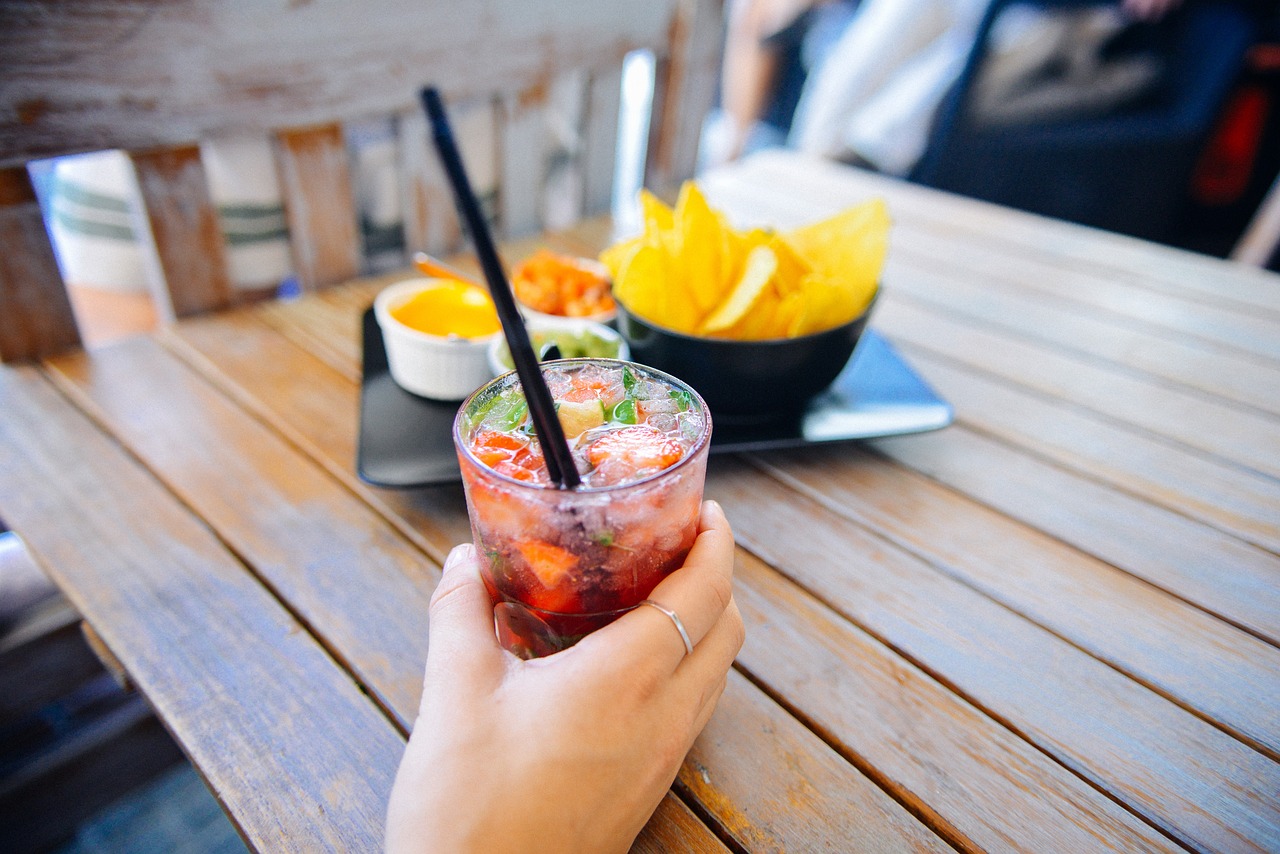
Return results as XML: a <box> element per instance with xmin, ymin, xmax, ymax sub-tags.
<box><xmin>701</xmin><ymin>244</ymin><xmax>778</xmax><ymax>336</ymax></box>
<box><xmin>766</xmin><ymin>232</ymin><xmax>811</xmax><ymax>296</ymax></box>
<box><xmin>788</xmin><ymin>274</ymin><xmax>862</xmax><ymax>337</ymax></box>
<box><xmin>600</xmin><ymin>236</ymin><xmax>641</xmax><ymax>282</ymax></box>
<box><xmin>673</xmin><ymin>183</ymin><xmax>728</xmax><ymax>317</ymax></box>
<box><xmin>602</xmin><ymin>180</ymin><xmax>889</xmax><ymax>341</ymax></box>
<box><xmin>771</xmin><ymin>289</ymin><xmax>806</xmax><ymax>339</ymax></box>
<box><xmin>724</xmin><ymin>273</ymin><xmax>809</xmax><ymax>340</ymax></box>
<box><xmin>639</xmin><ymin>189</ymin><xmax>674</xmax><ymax>233</ymax></box>
<box><xmin>721</xmin><ymin>226</ymin><xmax>773</xmax><ymax>293</ymax></box>
<box><xmin>611</xmin><ymin>242</ymin><xmax>660</xmax><ymax>316</ymax></box>
<box><xmin>615</xmin><ymin>242</ymin><xmax>701</xmax><ymax>334</ymax></box>
<box><xmin>716</xmin><ymin>274</ymin><xmax>780</xmax><ymax>340</ymax></box>
<box><xmin>723</xmin><ymin>293</ymin><xmax>782</xmax><ymax>340</ymax></box>
<box><xmin>784</xmin><ymin>198</ymin><xmax>888</xmax><ymax>320</ymax></box>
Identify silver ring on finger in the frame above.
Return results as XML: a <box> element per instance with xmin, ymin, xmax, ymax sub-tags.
<box><xmin>639</xmin><ymin>599</ymin><xmax>694</xmax><ymax>657</ymax></box>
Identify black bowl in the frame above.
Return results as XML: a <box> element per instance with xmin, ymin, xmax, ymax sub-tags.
<box><xmin>615</xmin><ymin>292</ymin><xmax>878</xmax><ymax>424</ymax></box>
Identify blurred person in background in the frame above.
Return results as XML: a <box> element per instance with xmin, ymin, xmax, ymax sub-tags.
<box><xmin>702</xmin><ymin>0</ymin><xmax>1187</xmax><ymax>176</ymax></box>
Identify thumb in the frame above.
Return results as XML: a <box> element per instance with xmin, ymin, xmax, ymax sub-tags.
<box><xmin>426</xmin><ymin>544</ymin><xmax>503</xmax><ymax>667</ymax></box>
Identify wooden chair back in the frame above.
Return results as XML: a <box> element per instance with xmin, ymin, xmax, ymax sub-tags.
<box><xmin>0</xmin><ymin>0</ymin><xmax>723</xmax><ymax>362</ymax></box>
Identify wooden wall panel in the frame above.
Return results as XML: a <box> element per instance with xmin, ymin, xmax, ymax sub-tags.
<box><xmin>541</xmin><ymin>70</ymin><xmax>589</xmax><ymax>232</ymax></box>
<box><xmin>500</xmin><ymin>87</ymin><xmax>550</xmax><ymax>238</ymax></box>
<box><xmin>274</xmin><ymin>124</ymin><xmax>361</xmax><ymax>291</ymax></box>
<box><xmin>0</xmin><ymin>167</ymin><xmax>81</xmax><ymax>362</ymax></box>
<box><xmin>129</xmin><ymin>146</ymin><xmax>233</xmax><ymax>320</ymax></box>
<box><xmin>0</xmin><ymin>0</ymin><xmax>684</xmax><ymax>167</ymax></box>
<box><xmin>647</xmin><ymin>0</ymin><xmax>724</xmax><ymax>191</ymax></box>
<box><xmin>399</xmin><ymin>109</ymin><xmax>463</xmax><ymax>256</ymax></box>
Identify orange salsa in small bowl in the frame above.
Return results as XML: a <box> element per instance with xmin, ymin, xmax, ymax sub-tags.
<box><xmin>511</xmin><ymin>249</ymin><xmax>616</xmax><ymax>323</ymax></box>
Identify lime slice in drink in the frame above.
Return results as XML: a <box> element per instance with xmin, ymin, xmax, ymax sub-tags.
<box><xmin>557</xmin><ymin>399</ymin><xmax>605</xmax><ymax>438</ymax></box>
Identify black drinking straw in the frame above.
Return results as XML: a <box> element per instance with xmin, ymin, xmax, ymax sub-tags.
<box><xmin>421</xmin><ymin>86</ymin><xmax>581</xmax><ymax>489</ymax></box>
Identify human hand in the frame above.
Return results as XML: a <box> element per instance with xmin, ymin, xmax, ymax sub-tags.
<box><xmin>385</xmin><ymin>500</ymin><xmax>744</xmax><ymax>853</ymax></box>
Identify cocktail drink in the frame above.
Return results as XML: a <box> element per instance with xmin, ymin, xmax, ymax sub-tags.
<box><xmin>454</xmin><ymin>359</ymin><xmax>712</xmax><ymax>658</ymax></box>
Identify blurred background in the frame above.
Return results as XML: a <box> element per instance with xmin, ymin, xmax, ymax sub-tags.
<box><xmin>701</xmin><ymin>0</ymin><xmax>1280</xmax><ymax>262</ymax></box>
<box><xmin>23</xmin><ymin>0</ymin><xmax>1280</xmax><ymax>354</ymax></box>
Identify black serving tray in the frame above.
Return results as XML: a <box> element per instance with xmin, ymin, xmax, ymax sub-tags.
<box><xmin>357</xmin><ymin>308</ymin><xmax>952</xmax><ymax>488</ymax></box>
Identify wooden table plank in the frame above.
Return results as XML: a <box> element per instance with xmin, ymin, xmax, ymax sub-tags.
<box><xmin>632</xmin><ymin>797</ymin><xmax>731</xmax><ymax>853</ymax></box>
<box><xmin>888</xmin><ymin>235</ymin><xmax>1280</xmax><ymax>365</ymax></box>
<box><xmin>885</xmin><ymin>258</ymin><xmax>1280</xmax><ymax>418</ymax></box>
<box><xmin>738</xmin><ymin>149</ymin><xmax>1280</xmax><ymax>321</ymax></box>
<box><xmin>47</xmin><ymin>321</ymin><xmax>732</xmax><ymax>852</ymax></box>
<box><xmin>869</xmin><ymin>426</ymin><xmax>1280</xmax><ymax>645</ymax></box>
<box><xmin>891</xmin><ymin>348</ymin><xmax>1280</xmax><ymax>553</ymax></box>
<box><xmin>165</xmin><ymin>292</ymin><xmax>959</xmax><ymax>852</ymax></box>
<box><xmin>45</xmin><ymin>337</ymin><xmax>439</xmax><ymax>726</ymax></box>
<box><xmin>159</xmin><ymin>307</ymin><xmax>474</xmax><ymax>564</ymax></box>
<box><xmin>255</xmin><ymin>290</ymin><xmax>367</xmax><ymax>382</ymax></box>
<box><xmin>706</xmin><ymin>155</ymin><xmax>1280</xmax><ymax>367</ymax></box>
<box><xmin>0</xmin><ymin>365</ymin><xmax>404</xmax><ymax>852</ymax></box>
<box><xmin>748</xmin><ymin>445</ymin><xmax>1280</xmax><ymax>758</ymax></box>
<box><xmin>163</xmin><ymin>308</ymin><xmax>483</xmax><ymax>562</ymax></box>
<box><xmin>725</xmin><ymin>550</ymin><xmax>1181</xmax><ymax>854</ymax></box>
<box><xmin>711</xmin><ymin>459</ymin><xmax>1280</xmax><ymax>853</ymax></box>
<box><xmin>678</xmin><ymin>671</ymin><xmax>952</xmax><ymax>853</ymax></box>
<box><xmin>876</xmin><ymin>299</ymin><xmax>1280</xmax><ymax>480</ymax></box>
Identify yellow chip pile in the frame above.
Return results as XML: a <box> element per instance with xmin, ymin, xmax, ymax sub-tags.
<box><xmin>602</xmin><ymin>182</ymin><xmax>889</xmax><ymax>340</ymax></box>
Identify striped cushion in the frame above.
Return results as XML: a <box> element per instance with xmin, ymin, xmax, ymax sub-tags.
<box><xmin>47</xmin><ymin>134</ymin><xmax>409</xmax><ymax>293</ymax></box>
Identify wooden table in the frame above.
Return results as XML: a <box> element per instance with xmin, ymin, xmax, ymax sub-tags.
<box><xmin>3</xmin><ymin>149</ymin><xmax>1278</xmax><ymax>852</ymax></box>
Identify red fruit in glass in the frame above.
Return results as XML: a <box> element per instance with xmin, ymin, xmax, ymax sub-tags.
<box><xmin>454</xmin><ymin>359</ymin><xmax>712</xmax><ymax>658</ymax></box>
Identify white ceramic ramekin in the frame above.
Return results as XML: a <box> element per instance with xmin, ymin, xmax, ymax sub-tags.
<box><xmin>374</xmin><ymin>278</ymin><xmax>498</xmax><ymax>401</ymax></box>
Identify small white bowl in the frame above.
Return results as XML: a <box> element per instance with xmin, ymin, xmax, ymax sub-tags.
<box><xmin>488</xmin><ymin>316</ymin><xmax>628</xmax><ymax>377</ymax></box>
<box><xmin>512</xmin><ymin>255</ymin><xmax>617</xmax><ymax>325</ymax></box>
<box><xmin>374</xmin><ymin>278</ymin><xmax>498</xmax><ymax>401</ymax></box>
<box><xmin>518</xmin><ymin>302</ymin><xmax>618</xmax><ymax>326</ymax></box>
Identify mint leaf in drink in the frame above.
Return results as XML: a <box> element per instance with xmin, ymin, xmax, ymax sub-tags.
<box><xmin>591</xmin><ymin>530</ymin><xmax>634</xmax><ymax>551</ymax></box>
<box><xmin>473</xmin><ymin>391</ymin><xmax>528</xmax><ymax>432</ymax></box>
<box><xmin>609</xmin><ymin>398</ymin><xmax>638</xmax><ymax>425</ymax></box>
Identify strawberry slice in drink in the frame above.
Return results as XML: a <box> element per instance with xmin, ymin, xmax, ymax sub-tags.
<box><xmin>586</xmin><ymin>425</ymin><xmax>684</xmax><ymax>485</ymax></box>
<box><xmin>471</xmin><ymin>430</ymin><xmax>548</xmax><ymax>483</ymax></box>
<box><xmin>493</xmin><ymin>446</ymin><xmax>547</xmax><ymax>483</ymax></box>
<box><xmin>470</xmin><ymin>429</ymin><xmax>527</xmax><ymax>468</ymax></box>
<box><xmin>513</xmin><ymin>539</ymin><xmax>581</xmax><ymax>612</ymax></box>
<box><xmin>557</xmin><ymin>369</ymin><xmax>625</xmax><ymax>408</ymax></box>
